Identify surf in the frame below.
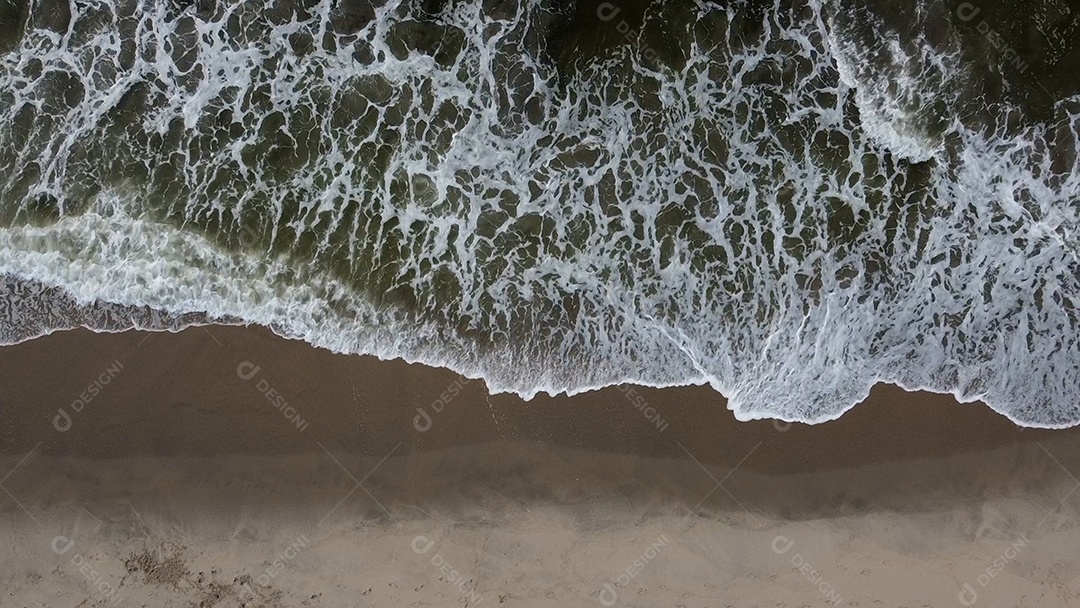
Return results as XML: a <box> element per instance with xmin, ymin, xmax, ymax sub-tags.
<box><xmin>0</xmin><ymin>0</ymin><xmax>1077</xmax><ymax>427</ymax></box>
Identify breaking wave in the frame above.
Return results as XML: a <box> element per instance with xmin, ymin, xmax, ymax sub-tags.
<box><xmin>1</xmin><ymin>0</ymin><xmax>1078</xmax><ymax>426</ymax></box>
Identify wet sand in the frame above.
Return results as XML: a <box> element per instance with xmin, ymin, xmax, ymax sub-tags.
<box><xmin>1</xmin><ymin>324</ymin><xmax>1079</xmax><ymax>607</ymax></box>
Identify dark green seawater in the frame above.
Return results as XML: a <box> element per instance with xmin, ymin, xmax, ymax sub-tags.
<box><xmin>1</xmin><ymin>0</ymin><xmax>1078</xmax><ymax>426</ymax></box>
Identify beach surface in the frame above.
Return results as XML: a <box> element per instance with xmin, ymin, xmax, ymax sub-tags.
<box><xmin>2</xmin><ymin>324</ymin><xmax>1080</xmax><ymax>607</ymax></box>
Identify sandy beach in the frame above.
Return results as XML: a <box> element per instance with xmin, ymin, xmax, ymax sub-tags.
<box><xmin>1</xmin><ymin>324</ymin><xmax>1080</xmax><ymax>607</ymax></box>
<box><xmin>3</xmin><ymin>0</ymin><xmax>1079</xmax><ymax>605</ymax></box>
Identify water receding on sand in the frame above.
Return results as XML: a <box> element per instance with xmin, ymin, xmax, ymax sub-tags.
<box><xmin>0</xmin><ymin>0</ymin><xmax>1078</xmax><ymax>426</ymax></box>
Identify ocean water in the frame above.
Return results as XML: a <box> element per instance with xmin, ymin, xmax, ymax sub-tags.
<box><xmin>0</xmin><ymin>0</ymin><xmax>1077</xmax><ymax>426</ymax></box>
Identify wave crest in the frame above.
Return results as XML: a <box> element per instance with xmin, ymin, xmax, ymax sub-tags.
<box><xmin>1</xmin><ymin>0</ymin><xmax>1078</xmax><ymax>426</ymax></box>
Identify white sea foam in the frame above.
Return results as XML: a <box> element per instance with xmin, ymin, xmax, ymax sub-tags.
<box><xmin>0</xmin><ymin>0</ymin><xmax>1078</xmax><ymax>427</ymax></box>
<box><xmin>826</xmin><ymin>21</ymin><xmax>947</xmax><ymax>162</ymax></box>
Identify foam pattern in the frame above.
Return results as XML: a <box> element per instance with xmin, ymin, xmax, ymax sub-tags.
<box><xmin>0</xmin><ymin>0</ymin><xmax>1077</xmax><ymax>426</ymax></box>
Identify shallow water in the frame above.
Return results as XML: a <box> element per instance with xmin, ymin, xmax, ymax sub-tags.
<box><xmin>0</xmin><ymin>0</ymin><xmax>1078</xmax><ymax>426</ymax></box>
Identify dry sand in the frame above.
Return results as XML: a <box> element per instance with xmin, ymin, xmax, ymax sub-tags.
<box><xmin>1</xmin><ymin>324</ymin><xmax>1079</xmax><ymax>607</ymax></box>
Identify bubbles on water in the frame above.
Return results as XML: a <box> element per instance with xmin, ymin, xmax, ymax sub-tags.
<box><xmin>0</xmin><ymin>0</ymin><xmax>1078</xmax><ymax>427</ymax></box>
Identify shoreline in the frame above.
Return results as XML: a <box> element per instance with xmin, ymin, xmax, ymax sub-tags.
<box><xmin>0</xmin><ymin>324</ymin><xmax>1073</xmax><ymax>467</ymax></box>
<box><xmin>2</xmin><ymin>324</ymin><xmax>1080</xmax><ymax>606</ymax></box>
